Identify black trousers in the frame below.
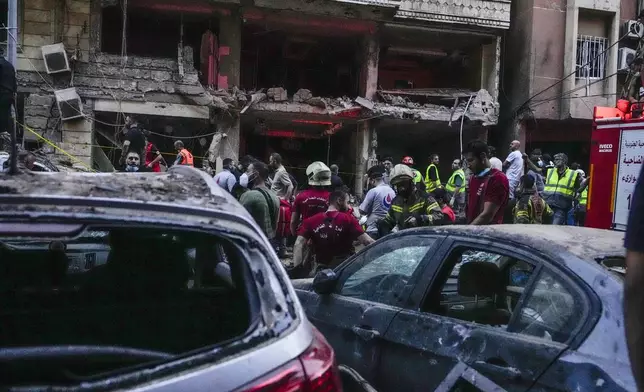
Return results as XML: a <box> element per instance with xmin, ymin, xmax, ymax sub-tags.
<box><xmin>0</xmin><ymin>93</ymin><xmax>13</xmax><ymax>134</ymax></box>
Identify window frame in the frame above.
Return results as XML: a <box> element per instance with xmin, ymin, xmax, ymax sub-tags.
<box><xmin>332</xmin><ymin>233</ymin><xmax>444</xmax><ymax>308</ymax></box>
<box><xmin>415</xmin><ymin>236</ymin><xmax>596</xmax><ymax>347</ymax></box>
<box><xmin>575</xmin><ymin>34</ymin><xmax>608</xmax><ymax>80</ymax></box>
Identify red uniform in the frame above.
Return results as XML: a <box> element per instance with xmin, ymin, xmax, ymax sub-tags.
<box><xmin>298</xmin><ymin>211</ymin><xmax>364</xmax><ymax>266</ymax></box>
<box><xmin>466</xmin><ymin>168</ymin><xmax>509</xmax><ymax>224</ymax></box>
<box><xmin>293</xmin><ymin>189</ymin><xmax>330</xmax><ymax>220</ymax></box>
<box><xmin>144</xmin><ymin>143</ymin><xmax>161</xmax><ymax>173</ymax></box>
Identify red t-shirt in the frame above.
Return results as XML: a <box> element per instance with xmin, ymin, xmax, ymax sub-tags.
<box><xmin>466</xmin><ymin>168</ymin><xmax>509</xmax><ymax>224</ymax></box>
<box><xmin>293</xmin><ymin>189</ymin><xmax>330</xmax><ymax>220</ymax></box>
<box><xmin>145</xmin><ymin>143</ymin><xmax>161</xmax><ymax>173</ymax></box>
<box><xmin>298</xmin><ymin>211</ymin><xmax>364</xmax><ymax>265</ymax></box>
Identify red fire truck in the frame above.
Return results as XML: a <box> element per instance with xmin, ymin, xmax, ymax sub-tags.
<box><xmin>586</xmin><ymin>106</ymin><xmax>644</xmax><ymax>230</ymax></box>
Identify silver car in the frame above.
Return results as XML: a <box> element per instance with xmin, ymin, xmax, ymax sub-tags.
<box><xmin>0</xmin><ymin>166</ymin><xmax>348</xmax><ymax>391</ymax></box>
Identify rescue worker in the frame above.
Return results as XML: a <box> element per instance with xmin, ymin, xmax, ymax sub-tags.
<box><xmin>542</xmin><ymin>153</ymin><xmax>581</xmax><ymax>225</ymax></box>
<box><xmin>513</xmin><ymin>175</ymin><xmax>553</xmax><ymax>224</ymax></box>
<box><xmin>359</xmin><ymin>165</ymin><xmax>396</xmax><ymax>240</ymax></box>
<box><xmin>424</xmin><ymin>153</ymin><xmax>442</xmax><ymax>193</ymax></box>
<box><xmin>575</xmin><ymin>169</ymin><xmax>589</xmax><ymax>227</ymax></box>
<box><xmin>377</xmin><ymin>164</ymin><xmax>444</xmax><ymax>236</ymax></box>
<box><xmin>401</xmin><ymin>156</ymin><xmax>424</xmax><ymax>186</ymax></box>
<box><xmin>288</xmin><ymin>162</ymin><xmax>332</xmax><ymax>277</ymax></box>
<box><xmin>293</xmin><ymin>187</ymin><xmax>374</xmax><ymax>275</ymax></box>
<box><xmin>143</xmin><ymin>137</ymin><xmax>163</xmax><ymax>172</ymax></box>
<box><xmin>445</xmin><ymin>158</ymin><xmax>466</xmax><ymax>215</ymax></box>
<box><xmin>433</xmin><ymin>188</ymin><xmax>456</xmax><ymax>224</ymax></box>
<box><xmin>173</xmin><ymin>140</ymin><xmax>194</xmax><ymax>167</ymax></box>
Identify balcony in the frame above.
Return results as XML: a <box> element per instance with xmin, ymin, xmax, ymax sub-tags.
<box><xmin>396</xmin><ymin>0</ymin><xmax>511</xmax><ymax>29</ymax></box>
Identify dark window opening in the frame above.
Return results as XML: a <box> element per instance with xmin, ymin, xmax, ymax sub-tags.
<box><xmin>0</xmin><ymin>224</ymin><xmax>253</xmax><ymax>385</ymax></box>
<box><xmin>100</xmin><ymin>4</ymin><xmax>218</xmax><ymax>71</ymax></box>
<box><xmin>241</xmin><ymin>26</ymin><xmax>360</xmax><ymax>97</ymax></box>
<box><xmin>379</xmin><ymin>51</ymin><xmax>480</xmax><ymax>92</ymax></box>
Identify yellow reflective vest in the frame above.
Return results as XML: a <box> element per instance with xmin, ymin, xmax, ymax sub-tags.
<box><xmin>424</xmin><ymin>164</ymin><xmax>442</xmax><ymax>192</ymax></box>
<box><xmin>411</xmin><ymin>168</ymin><xmax>423</xmax><ymax>184</ymax></box>
<box><xmin>445</xmin><ymin>169</ymin><xmax>465</xmax><ymax>194</ymax></box>
<box><xmin>543</xmin><ymin>168</ymin><xmax>578</xmax><ymax>209</ymax></box>
<box><xmin>579</xmin><ymin>187</ymin><xmax>588</xmax><ymax>206</ymax></box>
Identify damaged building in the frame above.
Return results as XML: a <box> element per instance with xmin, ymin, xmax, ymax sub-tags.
<box><xmin>14</xmin><ymin>0</ymin><xmax>510</xmax><ymax>195</ymax></box>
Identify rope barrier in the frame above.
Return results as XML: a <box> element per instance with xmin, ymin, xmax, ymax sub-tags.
<box><xmin>16</xmin><ymin>121</ymin><xmax>360</xmax><ymax>177</ymax></box>
<box><xmin>18</xmin><ymin>121</ymin><xmax>96</xmax><ymax>172</ymax></box>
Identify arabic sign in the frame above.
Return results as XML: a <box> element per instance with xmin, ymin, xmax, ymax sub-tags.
<box><xmin>614</xmin><ymin>130</ymin><xmax>644</xmax><ymax>228</ymax></box>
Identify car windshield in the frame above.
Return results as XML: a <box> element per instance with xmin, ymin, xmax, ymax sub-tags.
<box><xmin>0</xmin><ymin>223</ymin><xmax>253</xmax><ymax>386</ymax></box>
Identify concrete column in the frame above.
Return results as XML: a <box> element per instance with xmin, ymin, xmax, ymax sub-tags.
<box><xmin>60</xmin><ymin>116</ymin><xmax>93</xmax><ymax>167</ymax></box>
<box><xmin>216</xmin><ymin>10</ymin><xmax>241</xmax><ymax>162</ymax></box>
<box><xmin>217</xmin><ymin>10</ymin><xmax>241</xmax><ymax>89</ymax></box>
<box><xmin>480</xmin><ymin>36</ymin><xmax>501</xmax><ymax>102</ymax></box>
<box><xmin>354</xmin><ymin>121</ymin><xmax>370</xmax><ymax>198</ymax></box>
<box><xmin>354</xmin><ymin>32</ymin><xmax>380</xmax><ymax>197</ymax></box>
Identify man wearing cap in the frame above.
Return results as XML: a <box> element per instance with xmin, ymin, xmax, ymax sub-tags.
<box><xmin>359</xmin><ymin>165</ymin><xmax>395</xmax><ymax>240</ymax></box>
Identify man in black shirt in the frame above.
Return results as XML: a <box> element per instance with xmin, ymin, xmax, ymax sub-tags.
<box><xmin>120</xmin><ymin>116</ymin><xmax>146</xmax><ymax>166</ymax></box>
<box><xmin>625</xmin><ymin>164</ymin><xmax>644</xmax><ymax>391</ymax></box>
<box><xmin>0</xmin><ymin>48</ymin><xmax>16</xmax><ymax>135</ymax></box>
<box><xmin>330</xmin><ymin>164</ymin><xmax>344</xmax><ymax>190</ymax></box>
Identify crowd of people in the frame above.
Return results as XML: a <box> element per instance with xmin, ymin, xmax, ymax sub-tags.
<box><xmin>116</xmin><ymin>117</ymin><xmax>590</xmax><ymax>277</ymax></box>
<box><xmin>198</xmin><ymin>138</ymin><xmax>589</xmax><ymax>278</ymax></box>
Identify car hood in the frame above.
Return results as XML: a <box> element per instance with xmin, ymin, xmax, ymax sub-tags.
<box><xmin>291</xmin><ymin>278</ymin><xmax>314</xmax><ymax>291</ymax></box>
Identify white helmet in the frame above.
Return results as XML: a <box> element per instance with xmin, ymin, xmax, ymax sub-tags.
<box><xmin>576</xmin><ymin>169</ymin><xmax>586</xmax><ymax>178</ymax></box>
<box><xmin>306</xmin><ymin>161</ymin><xmax>332</xmax><ymax>186</ymax></box>
<box><xmin>389</xmin><ymin>164</ymin><xmax>414</xmax><ymax>184</ymax></box>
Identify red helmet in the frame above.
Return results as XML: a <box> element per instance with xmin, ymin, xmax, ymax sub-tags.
<box><xmin>402</xmin><ymin>156</ymin><xmax>414</xmax><ymax>165</ymax></box>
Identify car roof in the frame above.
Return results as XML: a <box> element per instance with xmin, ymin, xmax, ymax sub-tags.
<box><xmin>417</xmin><ymin>224</ymin><xmax>625</xmax><ymax>261</ymax></box>
<box><xmin>0</xmin><ymin>166</ymin><xmax>250</xmax><ymax>220</ymax></box>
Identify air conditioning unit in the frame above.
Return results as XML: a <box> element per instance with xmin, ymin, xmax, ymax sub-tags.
<box><xmin>54</xmin><ymin>88</ymin><xmax>84</xmax><ymax>121</ymax></box>
<box><xmin>41</xmin><ymin>43</ymin><xmax>70</xmax><ymax>74</ymax></box>
<box><xmin>623</xmin><ymin>20</ymin><xmax>644</xmax><ymax>39</ymax></box>
<box><xmin>619</xmin><ymin>48</ymin><xmax>637</xmax><ymax>71</ymax></box>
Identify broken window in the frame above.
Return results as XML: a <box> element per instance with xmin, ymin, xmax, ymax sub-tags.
<box><xmin>101</xmin><ymin>3</ymin><xmax>218</xmax><ymax>71</ymax></box>
<box><xmin>423</xmin><ymin>248</ymin><xmax>536</xmax><ymax>328</ymax></box>
<box><xmin>241</xmin><ymin>26</ymin><xmax>360</xmax><ymax>97</ymax></box>
<box><xmin>511</xmin><ymin>267</ymin><xmax>584</xmax><ymax>343</ymax></box>
<box><xmin>337</xmin><ymin>237</ymin><xmax>436</xmax><ymax>307</ymax></box>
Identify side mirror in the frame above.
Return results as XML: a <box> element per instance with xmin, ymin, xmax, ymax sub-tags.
<box><xmin>312</xmin><ymin>269</ymin><xmax>338</xmax><ymax>295</ymax></box>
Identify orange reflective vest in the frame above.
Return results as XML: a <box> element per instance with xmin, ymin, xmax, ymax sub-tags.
<box><xmin>179</xmin><ymin>149</ymin><xmax>194</xmax><ymax>166</ymax></box>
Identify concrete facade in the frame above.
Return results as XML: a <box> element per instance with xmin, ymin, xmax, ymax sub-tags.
<box><xmin>502</xmin><ymin>0</ymin><xmax>636</xmax><ymax>163</ymax></box>
<box><xmin>13</xmin><ymin>0</ymin><xmax>510</xmax><ymax>194</ymax></box>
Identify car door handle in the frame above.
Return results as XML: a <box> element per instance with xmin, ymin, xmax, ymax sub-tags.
<box><xmin>352</xmin><ymin>326</ymin><xmax>380</xmax><ymax>341</ymax></box>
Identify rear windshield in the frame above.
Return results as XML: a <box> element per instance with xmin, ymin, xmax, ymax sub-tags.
<box><xmin>0</xmin><ymin>225</ymin><xmax>254</xmax><ymax>386</ymax></box>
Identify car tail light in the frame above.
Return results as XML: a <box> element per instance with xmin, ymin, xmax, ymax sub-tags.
<box><xmin>239</xmin><ymin>327</ymin><xmax>342</xmax><ymax>392</ymax></box>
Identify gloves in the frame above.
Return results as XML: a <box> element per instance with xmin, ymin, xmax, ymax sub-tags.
<box><xmin>449</xmin><ymin>197</ymin><xmax>455</xmax><ymax>207</ymax></box>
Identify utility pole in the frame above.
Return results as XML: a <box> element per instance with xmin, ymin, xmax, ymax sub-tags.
<box><xmin>7</xmin><ymin>0</ymin><xmax>17</xmax><ymax>66</ymax></box>
<box><xmin>7</xmin><ymin>0</ymin><xmax>18</xmax><ymax>174</ymax></box>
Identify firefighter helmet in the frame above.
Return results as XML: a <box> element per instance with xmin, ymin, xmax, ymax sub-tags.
<box><xmin>401</xmin><ymin>156</ymin><xmax>414</xmax><ymax>166</ymax></box>
<box><xmin>390</xmin><ymin>164</ymin><xmax>415</xmax><ymax>185</ymax></box>
<box><xmin>306</xmin><ymin>161</ymin><xmax>332</xmax><ymax>186</ymax></box>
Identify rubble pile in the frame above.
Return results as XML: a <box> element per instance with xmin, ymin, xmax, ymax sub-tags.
<box><xmin>207</xmin><ymin>87</ymin><xmax>357</xmax><ymax>113</ymax></box>
<box><xmin>373</xmin><ymin>89</ymin><xmax>499</xmax><ymax>126</ymax></box>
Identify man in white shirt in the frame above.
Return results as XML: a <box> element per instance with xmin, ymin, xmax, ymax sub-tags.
<box><xmin>503</xmin><ymin>140</ymin><xmax>524</xmax><ymax>200</ymax></box>
<box><xmin>213</xmin><ymin>158</ymin><xmax>237</xmax><ymax>193</ymax></box>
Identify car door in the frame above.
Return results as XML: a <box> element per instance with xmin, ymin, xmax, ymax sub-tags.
<box><xmin>379</xmin><ymin>237</ymin><xmax>583</xmax><ymax>392</ymax></box>
<box><xmin>297</xmin><ymin>233</ymin><xmax>444</xmax><ymax>388</ymax></box>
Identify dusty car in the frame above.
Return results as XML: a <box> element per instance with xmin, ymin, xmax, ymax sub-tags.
<box><xmin>293</xmin><ymin>225</ymin><xmax>634</xmax><ymax>392</ymax></box>
<box><xmin>0</xmin><ymin>166</ymin><xmax>346</xmax><ymax>391</ymax></box>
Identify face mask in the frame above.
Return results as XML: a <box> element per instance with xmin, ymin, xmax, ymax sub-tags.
<box><xmin>125</xmin><ymin>165</ymin><xmax>139</xmax><ymax>172</ymax></box>
<box><xmin>477</xmin><ymin>168</ymin><xmax>491</xmax><ymax>177</ymax></box>
<box><xmin>247</xmin><ymin>171</ymin><xmax>258</xmax><ymax>188</ymax></box>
